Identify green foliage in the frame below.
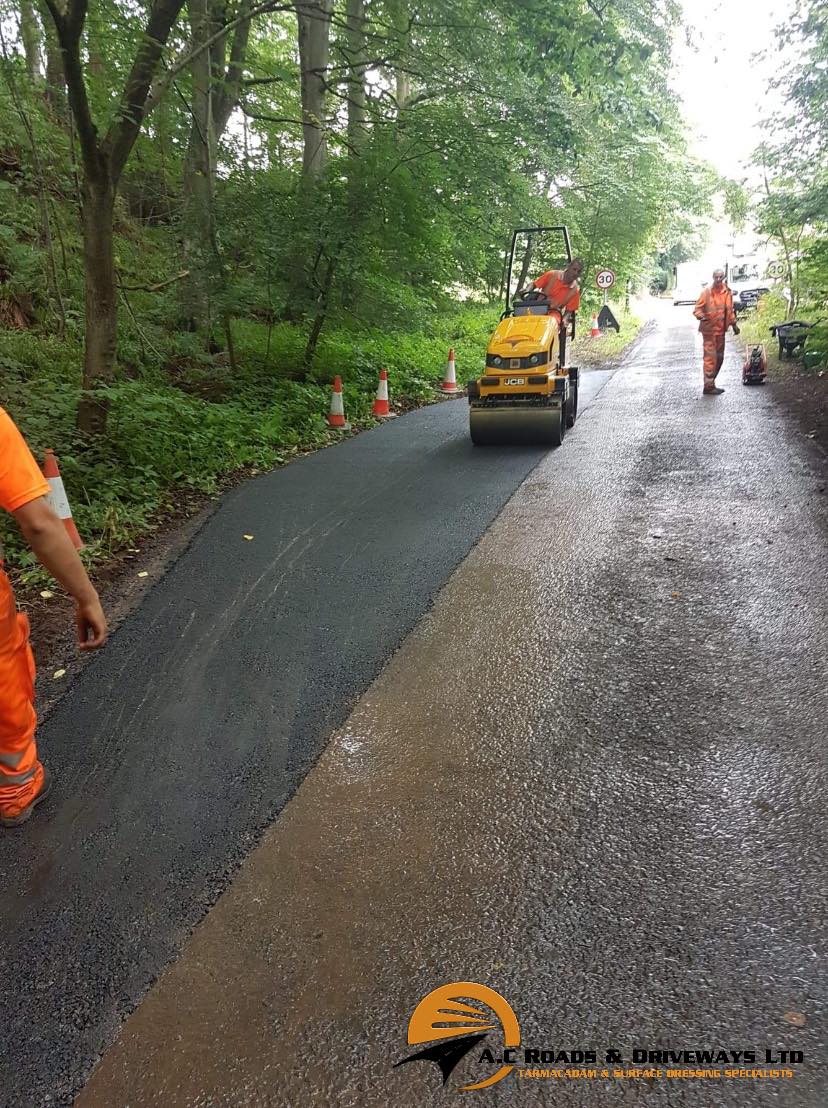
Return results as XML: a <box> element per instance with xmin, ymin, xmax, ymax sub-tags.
<box><xmin>751</xmin><ymin>1</ymin><xmax>827</xmax><ymax>326</ymax></box>
<box><xmin>723</xmin><ymin>179</ymin><xmax>750</xmax><ymax>233</ymax></box>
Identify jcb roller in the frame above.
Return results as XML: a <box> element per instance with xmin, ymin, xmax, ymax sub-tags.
<box><xmin>468</xmin><ymin>226</ymin><xmax>579</xmax><ymax>447</ymax></box>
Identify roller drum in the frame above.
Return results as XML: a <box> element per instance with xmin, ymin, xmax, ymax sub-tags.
<box><xmin>469</xmin><ymin>405</ymin><xmax>564</xmax><ymax>446</ymax></box>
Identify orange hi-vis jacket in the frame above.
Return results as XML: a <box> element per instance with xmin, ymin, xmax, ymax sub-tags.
<box><xmin>533</xmin><ymin>270</ymin><xmax>581</xmax><ymax>314</ymax></box>
<box><xmin>0</xmin><ymin>406</ymin><xmax>49</xmax><ymax>819</ymax></box>
<box><xmin>694</xmin><ymin>284</ymin><xmax>736</xmax><ymax>335</ymax></box>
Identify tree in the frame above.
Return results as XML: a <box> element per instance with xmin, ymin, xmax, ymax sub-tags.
<box><xmin>752</xmin><ymin>0</ymin><xmax>827</xmax><ymax>320</ymax></box>
<box><xmin>180</xmin><ymin>0</ymin><xmax>253</xmax><ymax>337</ymax></box>
<box><xmin>296</xmin><ymin>0</ymin><xmax>332</xmax><ymax>180</ymax></box>
<box><xmin>18</xmin><ymin>0</ymin><xmax>43</xmax><ymax>83</ymax></box>
<box><xmin>41</xmin><ymin>0</ymin><xmax>189</xmax><ymax>434</ymax></box>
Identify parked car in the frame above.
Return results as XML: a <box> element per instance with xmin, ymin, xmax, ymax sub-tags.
<box><xmin>731</xmin><ymin>280</ymin><xmax>770</xmax><ymax>313</ymax></box>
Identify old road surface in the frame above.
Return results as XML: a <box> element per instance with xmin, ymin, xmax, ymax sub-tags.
<box><xmin>3</xmin><ymin>308</ymin><xmax>827</xmax><ymax>1108</ymax></box>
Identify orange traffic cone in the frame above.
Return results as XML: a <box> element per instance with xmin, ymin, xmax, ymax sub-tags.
<box><xmin>590</xmin><ymin>313</ymin><xmax>601</xmax><ymax>338</ymax></box>
<box><xmin>42</xmin><ymin>449</ymin><xmax>83</xmax><ymax>549</ymax></box>
<box><xmin>372</xmin><ymin>368</ymin><xmax>395</xmax><ymax>418</ymax></box>
<box><xmin>440</xmin><ymin>348</ymin><xmax>459</xmax><ymax>393</ymax></box>
<box><xmin>327</xmin><ymin>375</ymin><xmax>349</xmax><ymax>429</ymax></box>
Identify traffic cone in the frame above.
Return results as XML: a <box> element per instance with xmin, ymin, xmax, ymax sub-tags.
<box><xmin>327</xmin><ymin>375</ymin><xmax>348</xmax><ymax>429</ymax></box>
<box><xmin>372</xmin><ymin>368</ymin><xmax>394</xmax><ymax>417</ymax></box>
<box><xmin>590</xmin><ymin>313</ymin><xmax>601</xmax><ymax>338</ymax></box>
<box><xmin>441</xmin><ymin>348</ymin><xmax>459</xmax><ymax>393</ymax></box>
<box><xmin>42</xmin><ymin>449</ymin><xmax>84</xmax><ymax>549</ymax></box>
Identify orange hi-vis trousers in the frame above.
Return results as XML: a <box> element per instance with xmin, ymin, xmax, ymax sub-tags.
<box><xmin>0</xmin><ymin>568</ymin><xmax>43</xmax><ymax>820</ymax></box>
<box><xmin>703</xmin><ymin>330</ymin><xmax>727</xmax><ymax>389</ymax></box>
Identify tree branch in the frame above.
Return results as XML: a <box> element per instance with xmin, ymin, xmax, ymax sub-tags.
<box><xmin>102</xmin><ymin>0</ymin><xmax>189</xmax><ymax>181</ymax></box>
<box><xmin>117</xmin><ymin>269</ymin><xmax>190</xmax><ymax>292</ymax></box>
<box><xmin>242</xmin><ymin>74</ymin><xmax>287</xmax><ymax>86</ymax></box>
<box><xmin>42</xmin><ymin>0</ymin><xmax>101</xmax><ymax>180</ymax></box>
<box><xmin>214</xmin><ymin>0</ymin><xmax>254</xmax><ymax>135</ymax></box>
<box><xmin>145</xmin><ymin>0</ymin><xmax>294</xmax><ymax>118</ymax></box>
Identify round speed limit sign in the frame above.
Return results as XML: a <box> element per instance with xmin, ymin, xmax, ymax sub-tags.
<box><xmin>596</xmin><ymin>269</ymin><xmax>616</xmax><ymax>290</ymax></box>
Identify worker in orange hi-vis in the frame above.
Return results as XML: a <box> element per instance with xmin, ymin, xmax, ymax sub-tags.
<box><xmin>519</xmin><ymin>257</ymin><xmax>584</xmax><ymax>317</ymax></box>
<box><xmin>694</xmin><ymin>269</ymin><xmax>740</xmax><ymax>395</ymax></box>
<box><xmin>0</xmin><ymin>406</ymin><xmax>108</xmax><ymax>828</ymax></box>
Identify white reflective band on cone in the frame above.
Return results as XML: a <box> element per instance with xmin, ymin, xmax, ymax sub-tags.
<box><xmin>46</xmin><ymin>476</ymin><xmax>72</xmax><ymax>519</ymax></box>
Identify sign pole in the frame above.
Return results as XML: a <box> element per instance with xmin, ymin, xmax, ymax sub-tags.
<box><xmin>594</xmin><ymin>268</ymin><xmax>620</xmax><ymax>334</ymax></box>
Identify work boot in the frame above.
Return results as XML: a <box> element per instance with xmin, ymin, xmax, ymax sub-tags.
<box><xmin>0</xmin><ymin>765</ymin><xmax>52</xmax><ymax>828</ymax></box>
<box><xmin>703</xmin><ymin>386</ymin><xmax>725</xmax><ymax>395</ymax></box>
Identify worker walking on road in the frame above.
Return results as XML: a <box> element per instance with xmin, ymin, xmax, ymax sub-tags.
<box><xmin>694</xmin><ymin>269</ymin><xmax>740</xmax><ymax>395</ymax></box>
<box><xmin>0</xmin><ymin>407</ymin><xmax>107</xmax><ymax>828</ymax></box>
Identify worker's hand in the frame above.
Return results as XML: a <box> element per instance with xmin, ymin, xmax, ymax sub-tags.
<box><xmin>732</xmin><ymin>324</ymin><xmax>741</xmax><ymax>335</ymax></box>
<box><xmin>75</xmin><ymin>593</ymin><xmax>108</xmax><ymax>651</ymax></box>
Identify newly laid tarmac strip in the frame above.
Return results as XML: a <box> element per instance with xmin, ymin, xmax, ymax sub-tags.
<box><xmin>0</xmin><ymin>364</ymin><xmax>618</xmax><ymax>1105</ymax></box>
<box><xmin>77</xmin><ymin>313</ymin><xmax>828</xmax><ymax>1107</ymax></box>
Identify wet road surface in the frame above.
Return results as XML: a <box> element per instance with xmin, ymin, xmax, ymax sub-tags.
<box><xmin>73</xmin><ymin>311</ymin><xmax>828</xmax><ymax>1107</ymax></box>
<box><xmin>0</xmin><ymin>363</ymin><xmax>620</xmax><ymax>1106</ymax></box>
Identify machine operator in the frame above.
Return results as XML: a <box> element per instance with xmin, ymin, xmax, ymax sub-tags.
<box><xmin>518</xmin><ymin>257</ymin><xmax>584</xmax><ymax>318</ymax></box>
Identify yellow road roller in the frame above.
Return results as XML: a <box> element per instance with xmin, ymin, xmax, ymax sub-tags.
<box><xmin>468</xmin><ymin>225</ymin><xmax>579</xmax><ymax>446</ymax></box>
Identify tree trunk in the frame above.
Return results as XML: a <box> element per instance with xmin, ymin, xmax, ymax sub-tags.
<box><xmin>516</xmin><ymin>236</ymin><xmax>534</xmax><ymax>293</ymax></box>
<box><xmin>284</xmin><ymin>0</ymin><xmax>333</xmax><ymax>322</ymax></box>
<box><xmin>395</xmin><ymin>69</ymin><xmax>410</xmax><ymax>111</ymax></box>
<box><xmin>339</xmin><ymin>0</ymin><xmax>367</xmax><ymax>309</ymax></box>
<box><xmin>37</xmin><ymin>1</ymin><xmax>66</xmax><ymax>119</ymax></box>
<box><xmin>180</xmin><ymin>0</ymin><xmax>252</xmax><ymax>334</ymax></box>
<box><xmin>498</xmin><ymin>246</ymin><xmax>510</xmax><ymax>303</ymax></box>
<box><xmin>180</xmin><ymin>132</ymin><xmax>213</xmax><ymax>330</ymax></box>
<box><xmin>19</xmin><ymin>0</ymin><xmax>43</xmax><ymax>83</ymax></box>
<box><xmin>296</xmin><ymin>0</ymin><xmax>333</xmax><ymax>180</ymax></box>
<box><xmin>345</xmin><ymin>0</ymin><xmax>366</xmax><ymax>151</ymax></box>
<box><xmin>390</xmin><ymin>0</ymin><xmax>411</xmax><ymax>111</ymax></box>
<box><xmin>87</xmin><ymin>39</ymin><xmax>104</xmax><ymax>79</ymax></box>
<box><xmin>42</xmin><ymin>0</ymin><xmax>187</xmax><ymax>436</ymax></box>
<box><xmin>77</xmin><ymin>177</ymin><xmax>116</xmax><ymax>436</ymax></box>
<box><xmin>180</xmin><ymin>0</ymin><xmax>215</xmax><ymax>331</ymax></box>
<box><xmin>303</xmin><ymin>251</ymin><xmax>336</xmax><ymax>371</ymax></box>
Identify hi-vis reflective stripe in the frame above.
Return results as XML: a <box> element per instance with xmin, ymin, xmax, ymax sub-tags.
<box><xmin>0</xmin><ymin>765</ymin><xmax>37</xmax><ymax>786</ymax></box>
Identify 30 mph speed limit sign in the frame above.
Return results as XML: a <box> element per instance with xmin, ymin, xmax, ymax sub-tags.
<box><xmin>596</xmin><ymin>269</ymin><xmax>616</xmax><ymax>290</ymax></box>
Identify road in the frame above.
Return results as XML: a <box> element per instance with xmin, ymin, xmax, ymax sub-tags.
<box><xmin>3</xmin><ymin>309</ymin><xmax>828</xmax><ymax>1107</ymax></box>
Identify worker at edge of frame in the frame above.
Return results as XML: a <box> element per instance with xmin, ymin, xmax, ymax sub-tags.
<box><xmin>0</xmin><ymin>406</ymin><xmax>108</xmax><ymax>829</ymax></box>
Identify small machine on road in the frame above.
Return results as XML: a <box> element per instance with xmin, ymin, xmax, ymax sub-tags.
<box><xmin>468</xmin><ymin>225</ymin><xmax>579</xmax><ymax>446</ymax></box>
<box><xmin>742</xmin><ymin>343</ymin><xmax>768</xmax><ymax>386</ymax></box>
